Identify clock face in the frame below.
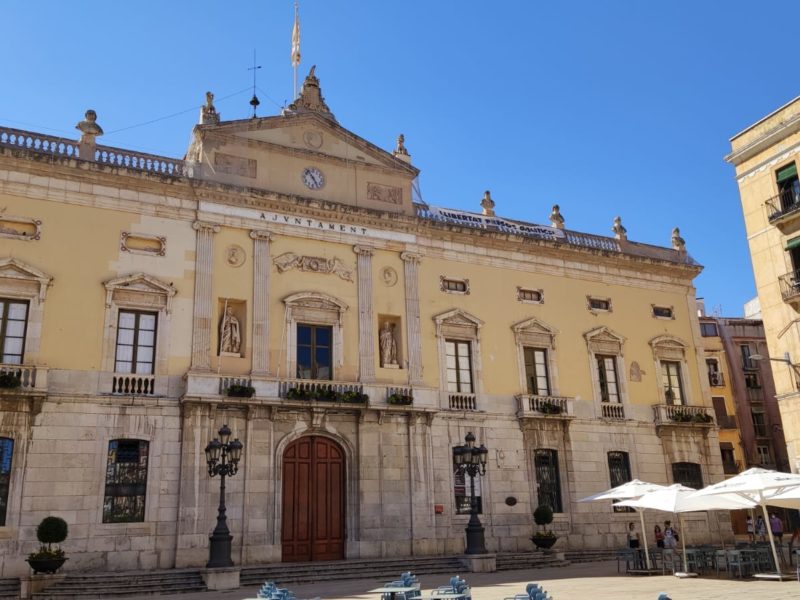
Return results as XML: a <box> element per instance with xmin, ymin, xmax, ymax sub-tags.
<box><xmin>301</xmin><ymin>167</ymin><xmax>325</xmax><ymax>190</ymax></box>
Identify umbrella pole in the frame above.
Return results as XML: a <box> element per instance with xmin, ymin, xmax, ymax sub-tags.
<box><xmin>639</xmin><ymin>509</ymin><xmax>651</xmax><ymax>569</ymax></box>
<box><xmin>679</xmin><ymin>513</ymin><xmax>687</xmax><ymax>573</ymax></box>
<box><xmin>760</xmin><ymin>503</ymin><xmax>781</xmax><ymax>574</ymax></box>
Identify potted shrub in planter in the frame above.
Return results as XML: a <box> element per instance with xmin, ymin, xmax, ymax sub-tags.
<box><xmin>27</xmin><ymin>516</ymin><xmax>68</xmax><ymax>574</ymax></box>
<box><xmin>0</xmin><ymin>373</ymin><xmax>21</xmax><ymax>389</ymax></box>
<box><xmin>538</xmin><ymin>401</ymin><xmax>562</xmax><ymax>415</ymax></box>
<box><xmin>226</xmin><ymin>384</ymin><xmax>255</xmax><ymax>398</ymax></box>
<box><xmin>341</xmin><ymin>390</ymin><xmax>368</xmax><ymax>404</ymax></box>
<box><xmin>387</xmin><ymin>393</ymin><xmax>413</xmax><ymax>406</ymax></box>
<box><xmin>531</xmin><ymin>505</ymin><xmax>558</xmax><ymax>550</ymax></box>
<box><xmin>669</xmin><ymin>410</ymin><xmax>692</xmax><ymax>423</ymax></box>
<box><xmin>692</xmin><ymin>412</ymin><xmax>713</xmax><ymax>424</ymax></box>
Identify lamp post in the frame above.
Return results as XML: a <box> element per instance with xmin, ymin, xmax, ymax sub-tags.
<box><xmin>750</xmin><ymin>353</ymin><xmax>800</xmax><ymax>386</ymax></box>
<box><xmin>204</xmin><ymin>424</ymin><xmax>244</xmax><ymax>568</ymax></box>
<box><xmin>452</xmin><ymin>432</ymin><xmax>488</xmax><ymax>554</ymax></box>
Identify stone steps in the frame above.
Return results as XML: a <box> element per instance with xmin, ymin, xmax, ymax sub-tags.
<box><xmin>495</xmin><ymin>551</ymin><xmax>570</xmax><ymax>571</ymax></box>
<box><xmin>0</xmin><ymin>578</ymin><xmax>21</xmax><ymax>599</ymax></box>
<box><xmin>33</xmin><ymin>569</ymin><xmax>206</xmax><ymax>599</ymax></box>
<box><xmin>563</xmin><ymin>549</ymin><xmax>617</xmax><ymax>563</ymax></box>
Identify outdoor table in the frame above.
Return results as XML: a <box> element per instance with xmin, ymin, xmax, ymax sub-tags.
<box><xmin>429</xmin><ymin>593</ymin><xmax>468</xmax><ymax>600</ymax></box>
<box><xmin>369</xmin><ymin>587</ymin><xmax>419</xmax><ymax>600</ymax></box>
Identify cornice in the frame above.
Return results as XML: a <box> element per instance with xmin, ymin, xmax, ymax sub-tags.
<box><xmin>726</xmin><ymin>110</ymin><xmax>800</xmax><ymax>167</ymax></box>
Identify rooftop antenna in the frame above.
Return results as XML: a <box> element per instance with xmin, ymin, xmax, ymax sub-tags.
<box><xmin>248</xmin><ymin>49</ymin><xmax>262</xmax><ymax>118</ymax></box>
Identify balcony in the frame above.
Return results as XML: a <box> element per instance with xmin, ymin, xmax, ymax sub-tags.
<box><xmin>0</xmin><ymin>363</ymin><xmax>48</xmax><ymax>395</ymax></box>
<box><xmin>708</xmin><ymin>372</ymin><xmax>725</xmax><ymax>387</ymax></box>
<box><xmin>653</xmin><ymin>404</ymin><xmax>715</xmax><ymax>428</ymax></box>
<box><xmin>110</xmin><ymin>373</ymin><xmax>156</xmax><ymax>396</ymax></box>
<box><xmin>516</xmin><ymin>394</ymin><xmax>575</xmax><ymax>420</ymax></box>
<box><xmin>779</xmin><ymin>270</ymin><xmax>800</xmax><ymax>304</ymax></box>
<box><xmin>717</xmin><ymin>414</ymin><xmax>738</xmax><ymax>429</ymax></box>
<box><xmin>746</xmin><ymin>386</ymin><xmax>764</xmax><ymax>403</ymax></box>
<box><xmin>723</xmin><ymin>460</ymin><xmax>741</xmax><ymax>475</ymax></box>
<box><xmin>601</xmin><ymin>402</ymin><xmax>626</xmax><ymax>420</ymax></box>
<box><xmin>766</xmin><ymin>190</ymin><xmax>800</xmax><ymax>226</ymax></box>
<box><xmin>448</xmin><ymin>393</ymin><xmax>478</xmax><ymax>411</ymax></box>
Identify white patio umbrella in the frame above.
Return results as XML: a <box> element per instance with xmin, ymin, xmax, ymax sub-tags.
<box><xmin>691</xmin><ymin>468</ymin><xmax>800</xmax><ymax>574</ymax></box>
<box><xmin>579</xmin><ymin>479</ymin><xmax>668</xmax><ymax>570</ymax></box>
<box><xmin>616</xmin><ymin>484</ymin><xmax>756</xmax><ymax>573</ymax></box>
<box><xmin>761</xmin><ymin>485</ymin><xmax>800</xmax><ymax>510</ymax></box>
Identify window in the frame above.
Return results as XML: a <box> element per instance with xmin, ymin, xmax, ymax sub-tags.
<box><xmin>440</xmin><ymin>277</ymin><xmax>469</xmax><ymax>294</ymax></box>
<box><xmin>672</xmin><ymin>462</ymin><xmax>702</xmax><ymax>490</ymax></box>
<box><xmin>607</xmin><ymin>451</ymin><xmax>633</xmax><ymax>513</ymax></box>
<box><xmin>296</xmin><ymin>324</ymin><xmax>332</xmax><ymax>380</ymax></box>
<box><xmin>756</xmin><ymin>444</ymin><xmax>773</xmax><ymax>466</ymax></box>
<box><xmin>597</xmin><ymin>355</ymin><xmax>621</xmax><ymax>403</ymax></box>
<box><xmin>524</xmin><ymin>348</ymin><xmax>550</xmax><ymax>396</ymax></box>
<box><xmin>776</xmin><ymin>162</ymin><xmax>800</xmax><ymax>211</ymax></box>
<box><xmin>534</xmin><ymin>449</ymin><xmax>562</xmax><ymax>513</ymax></box>
<box><xmin>720</xmin><ymin>445</ymin><xmax>735</xmax><ymax>465</ymax></box>
<box><xmin>652</xmin><ymin>306</ymin><xmax>673</xmax><ymax>319</ymax></box>
<box><xmin>115</xmin><ymin>310</ymin><xmax>157</xmax><ymax>374</ymax></box>
<box><xmin>103</xmin><ymin>439</ymin><xmax>148</xmax><ymax>523</ymax></box>
<box><xmin>0</xmin><ymin>299</ymin><xmax>28</xmax><ymax>364</ymax></box>
<box><xmin>712</xmin><ymin>396</ymin><xmax>736</xmax><ymax>429</ymax></box>
<box><xmin>745</xmin><ymin>372</ymin><xmax>761</xmax><ymax>389</ymax></box>
<box><xmin>706</xmin><ymin>359</ymin><xmax>722</xmax><ymax>386</ymax></box>
<box><xmin>0</xmin><ymin>438</ymin><xmax>12</xmax><ymax>526</ymax></box>
<box><xmin>740</xmin><ymin>345</ymin><xmax>756</xmax><ymax>370</ymax></box>
<box><xmin>588</xmin><ymin>297</ymin><xmax>611</xmax><ymax>311</ymax></box>
<box><xmin>661</xmin><ymin>361</ymin><xmax>684</xmax><ymax>405</ymax></box>
<box><xmin>517</xmin><ymin>288</ymin><xmax>543</xmax><ymax>304</ymax></box>
<box><xmin>751</xmin><ymin>411</ymin><xmax>767</xmax><ymax>437</ymax></box>
<box><xmin>453</xmin><ymin>462</ymin><xmax>481</xmax><ymax>515</ymax></box>
<box><xmin>700</xmin><ymin>322</ymin><xmax>718</xmax><ymax>337</ymax></box>
<box><xmin>446</xmin><ymin>340</ymin><xmax>473</xmax><ymax>393</ymax></box>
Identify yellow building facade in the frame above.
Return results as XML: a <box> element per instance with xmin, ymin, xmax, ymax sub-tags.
<box><xmin>0</xmin><ymin>70</ymin><xmax>726</xmax><ymax>576</ymax></box>
<box><xmin>727</xmin><ymin>97</ymin><xmax>800</xmax><ymax>476</ymax></box>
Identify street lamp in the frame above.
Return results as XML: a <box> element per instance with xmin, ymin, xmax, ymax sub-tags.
<box><xmin>452</xmin><ymin>432</ymin><xmax>489</xmax><ymax>554</ymax></box>
<box><xmin>750</xmin><ymin>353</ymin><xmax>800</xmax><ymax>380</ymax></box>
<box><xmin>204</xmin><ymin>424</ymin><xmax>244</xmax><ymax>568</ymax></box>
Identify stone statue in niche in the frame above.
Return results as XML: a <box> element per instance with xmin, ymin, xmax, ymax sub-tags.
<box><xmin>219</xmin><ymin>305</ymin><xmax>241</xmax><ymax>356</ymax></box>
<box><xmin>379</xmin><ymin>322</ymin><xmax>399</xmax><ymax>368</ymax></box>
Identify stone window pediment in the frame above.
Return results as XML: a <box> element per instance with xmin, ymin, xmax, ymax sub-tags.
<box><xmin>433</xmin><ymin>309</ymin><xmax>483</xmax><ymax>340</ymax></box>
<box><xmin>512</xmin><ymin>317</ymin><xmax>558</xmax><ymax>349</ymax></box>
<box><xmin>104</xmin><ymin>273</ymin><xmax>177</xmax><ymax>313</ymax></box>
<box><xmin>584</xmin><ymin>326</ymin><xmax>625</xmax><ymax>355</ymax></box>
<box><xmin>649</xmin><ymin>335</ymin><xmax>687</xmax><ymax>361</ymax></box>
<box><xmin>283</xmin><ymin>292</ymin><xmax>348</xmax><ymax>375</ymax></box>
<box><xmin>0</xmin><ymin>258</ymin><xmax>52</xmax><ymax>301</ymax></box>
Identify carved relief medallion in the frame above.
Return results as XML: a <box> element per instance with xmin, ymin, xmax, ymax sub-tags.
<box><xmin>367</xmin><ymin>182</ymin><xmax>402</xmax><ymax>205</ymax></box>
<box><xmin>303</xmin><ymin>130</ymin><xmax>323</xmax><ymax>149</ymax></box>
<box><xmin>226</xmin><ymin>244</ymin><xmax>246</xmax><ymax>268</ymax></box>
<box><xmin>273</xmin><ymin>252</ymin><xmax>353</xmax><ymax>281</ymax></box>
<box><xmin>380</xmin><ymin>267</ymin><xmax>398</xmax><ymax>287</ymax></box>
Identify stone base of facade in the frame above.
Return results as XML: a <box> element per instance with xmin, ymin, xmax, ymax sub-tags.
<box><xmin>201</xmin><ymin>567</ymin><xmax>240</xmax><ymax>591</ymax></box>
<box><xmin>459</xmin><ymin>554</ymin><xmax>496</xmax><ymax>572</ymax></box>
<box><xmin>20</xmin><ymin>573</ymin><xmax>66</xmax><ymax>599</ymax></box>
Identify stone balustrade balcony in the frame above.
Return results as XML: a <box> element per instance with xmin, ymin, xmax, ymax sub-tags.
<box><xmin>600</xmin><ymin>402</ymin><xmax>626</xmax><ymax>420</ymax></box>
<box><xmin>515</xmin><ymin>394</ymin><xmax>575</xmax><ymax>420</ymax></box>
<box><xmin>0</xmin><ymin>363</ymin><xmax>48</xmax><ymax>395</ymax></box>
<box><xmin>652</xmin><ymin>403</ymin><xmax>715</xmax><ymax>428</ymax></box>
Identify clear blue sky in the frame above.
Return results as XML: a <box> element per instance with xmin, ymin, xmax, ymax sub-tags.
<box><xmin>1</xmin><ymin>1</ymin><xmax>796</xmax><ymax>317</ymax></box>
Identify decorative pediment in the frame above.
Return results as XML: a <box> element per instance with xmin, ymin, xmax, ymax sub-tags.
<box><xmin>584</xmin><ymin>326</ymin><xmax>626</xmax><ymax>355</ymax></box>
<box><xmin>512</xmin><ymin>317</ymin><xmax>558</xmax><ymax>349</ymax></box>
<box><xmin>283</xmin><ymin>292</ymin><xmax>348</xmax><ymax>326</ymax></box>
<box><xmin>433</xmin><ymin>308</ymin><xmax>484</xmax><ymax>339</ymax></box>
<box><xmin>103</xmin><ymin>273</ymin><xmax>177</xmax><ymax>312</ymax></box>
<box><xmin>649</xmin><ymin>335</ymin><xmax>688</xmax><ymax>361</ymax></box>
<box><xmin>0</xmin><ymin>257</ymin><xmax>52</xmax><ymax>301</ymax></box>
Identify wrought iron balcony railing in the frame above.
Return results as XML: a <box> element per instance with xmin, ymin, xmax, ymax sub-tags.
<box><xmin>708</xmin><ymin>371</ymin><xmax>725</xmax><ymax>387</ymax></box>
<box><xmin>779</xmin><ymin>270</ymin><xmax>800</xmax><ymax>302</ymax></box>
<box><xmin>723</xmin><ymin>460</ymin><xmax>741</xmax><ymax>475</ymax></box>
<box><xmin>766</xmin><ymin>190</ymin><xmax>800</xmax><ymax>223</ymax></box>
<box><xmin>717</xmin><ymin>415</ymin><xmax>738</xmax><ymax>429</ymax></box>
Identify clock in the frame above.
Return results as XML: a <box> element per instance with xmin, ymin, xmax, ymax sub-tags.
<box><xmin>301</xmin><ymin>167</ymin><xmax>325</xmax><ymax>190</ymax></box>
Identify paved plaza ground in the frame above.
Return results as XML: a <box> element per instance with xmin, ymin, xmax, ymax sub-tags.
<box><xmin>122</xmin><ymin>561</ymin><xmax>798</xmax><ymax>600</ymax></box>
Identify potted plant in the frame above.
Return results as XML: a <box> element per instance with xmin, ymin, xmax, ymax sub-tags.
<box><xmin>226</xmin><ymin>384</ymin><xmax>255</xmax><ymax>398</ymax></box>
<box><xmin>669</xmin><ymin>410</ymin><xmax>692</xmax><ymax>423</ymax></box>
<box><xmin>692</xmin><ymin>412</ymin><xmax>713</xmax><ymax>424</ymax></box>
<box><xmin>0</xmin><ymin>373</ymin><xmax>21</xmax><ymax>389</ymax></box>
<box><xmin>286</xmin><ymin>387</ymin><xmax>317</xmax><ymax>401</ymax></box>
<box><xmin>27</xmin><ymin>516</ymin><xmax>68</xmax><ymax>574</ymax></box>
<box><xmin>538</xmin><ymin>401</ymin><xmax>562</xmax><ymax>415</ymax></box>
<box><xmin>341</xmin><ymin>390</ymin><xmax>368</xmax><ymax>404</ymax></box>
<box><xmin>387</xmin><ymin>393</ymin><xmax>413</xmax><ymax>406</ymax></box>
<box><xmin>531</xmin><ymin>505</ymin><xmax>558</xmax><ymax>549</ymax></box>
<box><xmin>318</xmin><ymin>388</ymin><xmax>341</xmax><ymax>403</ymax></box>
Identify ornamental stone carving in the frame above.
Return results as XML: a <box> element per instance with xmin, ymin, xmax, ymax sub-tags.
<box><xmin>273</xmin><ymin>252</ymin><xmax>353</xmax><ymax>281</ymax></box>
<box><xmin>379</xmin><ymin>322</ymin><xmax>399</xmax><ymax>368</ymax></box>
<box><xmin>219</xmin><ymin>305</ymin><xmax>241</xmax><ymax>356</ymax></box>
<box><xmin>225</xmin><ymin>244</ymin><xmax>246</xmax><ymax>267</ymax></box>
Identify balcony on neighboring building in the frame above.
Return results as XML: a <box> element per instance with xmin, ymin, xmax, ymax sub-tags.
<box><xmin>745</xmin><ymin>385</ymin><xmax>764</xmax><ymax>403</ymax></box>
<box><xmin>723</xmin><ymin>460</ymin><xmax>741</xmax><ymax>475</ymax></box>
<box><xmin>708</xmin><ymin>371</ymin><xmax>725</xmax><ymax>387</ymax></box>
<box><xmin>779</xmin><ymin>270</ymin><xmax>800</xmax><ymax>304</ymax></box>
<box><xmin>0</xmin><ymin>363</ymin><xmax>48</xmax><ymax>396</ymax></box>
<box><xmin>516</xmin><ymin>394</ymin><xmax>575</xmax><ymax>420</ymax></box>
<box><xmin>652</xmin><ymin>404</ymin><xmax>715</xmax><ymax>428</ymax></box>
<box><xmin>766</xmin><ymin>189</ymin><xmax>800</xmax><ymax>226</ymax></box>
<box><xmin>717</xmin><ymin>414</ymin><xmax>738</xmax><ymax>429</ymax></box>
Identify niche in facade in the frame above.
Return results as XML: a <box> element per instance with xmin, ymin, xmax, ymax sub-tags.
<box><xmin>378</xmin><ymin>315</ymin><xmax>402</xmax><ymax>369</ymax></box>
<box><xmin>218</xmin><ymin>298</ymin><xmax>246</xmax><ymax>358</ymax></box>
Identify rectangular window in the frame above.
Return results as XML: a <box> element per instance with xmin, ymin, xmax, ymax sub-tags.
<box><xmin>776</xmin><ymin>162</ymin><xmax>800</xmax><ymax>211</ymax></box>
<box><xmin>720</xmin><ymin>445</ymin><xmax>737</xmax><ymax>474</ymax></box>
<box><xmin>0</xmin><ymin>438</ymin><xmax>12</xmax><ymax>526</ymax></box>
<box><xmin>517</xmin><ymin>288</ymin><xmax>543</xmax><ymax>303</ymax></box>
<box><xmin>740</xmin><ymin>345</ymin><xmax>756</xmax><ymax>371</ymax></box>
<box><xmin>453</xmin><ymin>463</ymin><xmax>482</xmax><ymax>515</ymax></box>
<box><xmin>700</xmin><ymin>322</ymin><xmax>718</xmax><ymax>337</ymax></box>
<box><xmin>706</xmin><ymin>359</ymin><xmax>722</xmax><ymax>386</ymax></box>
<box><xmin>597</xmin><ymin>355</ymin><xmax>620</xmax><ymax>403</ymax></box>
<box><xmin>588</xmin><ymin>297</ymin><xmax>611</xmax><ymax>311</ymax></box>
<box><xmin>534</xmin><ymin>449</ymin><xmax>562</xmax><ymax>513</ymax></box>
<box><xmin>756</xmin><ymin>444</ymin><xmax>772</xmax><ymax>466</ymax></box>
<box><xmin>607</xmin><ymin>451</ymin><xmax>634</xmax><ymax>512</ymax></box>
<box><xmin>441</xmin><ymin>278</ymin><xmax>468</xmax><ymax>294</ymax></box>
<box><xmin>745</xmin><ymin>372</ymin><xmax>761</xmax><ymax>389</ymax></box>
<box><xmin>672</xmin><ymin>462</ymin><xmax>702</xmax><ymax>490</ymax></box>
<box><xmin>661</xmin><ymin>361</ymin><xmax>684</xmax><ymax>405</ymax></box>
<box><xmin>652</xmin><ymin>306</ymin><xmax>673</xmax><ymax>319</ymax></box>
<box><xmin>115</xmin><ymin>310</ymin><xmax>157</xmax><ymax>375</ymax></box>
<box><xmin>445</xmin><ymin>340</ymin><xmax>473</xmax><ymax>393</ymax></box>
<box><xmin>103</xmin><ymin>439</ymin><xmax>148</xmax><ymax>523</ymax></box>
<box><xmin>296</xmin><ymin>324</ymin><xmax>333</xmax><ymax>380</ymax></box>
<box><xmin>524</xmin><ymin>348</ymin><xmax>550</xmax><ymax>396</ymax></box>
<box><xmin>751</xmin><ymin>411</ymin><xmax>767</xmax><ymax>437</ymax></box>
<box><xmin>0</xmin><ymin>299</ymin><xmax>29</xmax><ymax>365</ymax></box>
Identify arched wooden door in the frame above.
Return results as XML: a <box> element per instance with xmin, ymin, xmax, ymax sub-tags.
<box><xmin>281</xmin><ymin>436</ymin><xmax>345</xmax><ymax>562</ymax></box>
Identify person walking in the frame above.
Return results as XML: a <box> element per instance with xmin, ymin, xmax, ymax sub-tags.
<box><xmin>663</xmin><ymin>520</ymin><xmax>679</xmax><ymax>549</ymax></box>
<box><xmin>746</xmin><ymin>515</ymin><xmax>754</xmax><ymax>542</ymax></box>
<box><xmin>654</xmin><ymin>524</ymin><xmax>664</xmax><ymax>549</ymax></box>
<box><xmin>789</xmin><ymin>527</ymin><xmax>800</xmax><ymax>566</ymax></box>
<box><xmin>756</xmin><ymin>515</ymin><xmax>767</xmax><ymax>542</ymax></box>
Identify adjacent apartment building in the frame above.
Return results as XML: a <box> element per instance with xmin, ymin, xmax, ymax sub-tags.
<box><xmin>0</xmin><ymin>68</ymin><xmax>726</xmax><ymax>576</ymax></box>
<box><xmin>727</xmin><ymin>96</ymin><xmax>800</xmax><ymax>477</ymax></box>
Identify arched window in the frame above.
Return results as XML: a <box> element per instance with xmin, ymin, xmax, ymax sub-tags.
<box><xmin>103</xmin><ymin>439</ymin><xmax>149</xmax><ymax>523</ymax></box>
<box><xmin>0</xmin><ymin>437</ymin><xmax>13</xmax><ymax>525</ymax></box>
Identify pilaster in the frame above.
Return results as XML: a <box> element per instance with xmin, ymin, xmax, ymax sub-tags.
<box><xmin>401</xmin><ymin>252</ymin><xmax>424</xmax><ymax>385</ymax></box>
<box><xmin>191</xmin><ymin>221</ymin><xmax>220</xmax><ymax>371</ymax></box>
<box><xmin>354</xmin><ymin>245</ymin><xmax>376</xmax><ymax>382</ymax></box>
<box><xmin>250</xmin><ymin>230</ymin><xmax>273</xmax><ymax>376</ymax></box>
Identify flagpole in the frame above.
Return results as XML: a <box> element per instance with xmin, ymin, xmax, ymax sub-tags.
<box><xmin>292</xmin><ymin>1</ymin><xmax>300</xmax><ymax>99</ymax></box>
